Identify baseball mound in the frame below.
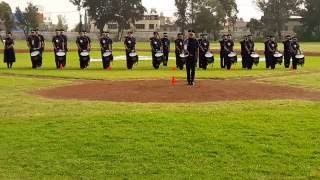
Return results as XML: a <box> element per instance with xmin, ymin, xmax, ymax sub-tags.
<box><xmin>36</xmin><ymin>79</ymin><xmax>320</xmax><ymax>103</ymax></box>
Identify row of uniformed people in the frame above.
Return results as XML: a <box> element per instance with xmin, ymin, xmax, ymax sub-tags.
<box><xmin>2</xmin><ymin>30</ymin><xmax>303</xmax><ymax>72</ymax></box>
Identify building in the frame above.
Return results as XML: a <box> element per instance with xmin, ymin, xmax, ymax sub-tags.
<box><xmin>282</xmin><ymin>16</ymin><xmax>303</xmax><ymax>36</ymax></box>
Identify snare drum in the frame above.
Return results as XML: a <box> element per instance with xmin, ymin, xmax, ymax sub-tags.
<box><xmin>228</xmin><ymin>52</ymin><xmax>237</xmax><ymax>64</ymax></box>
<box><xmin>129</xmin><ymin>52</ymin><xmax>138</xmax><ymax>64</ymax></box>
<box><xmin>103</xmin><ymin>51</ymin><xmax>112</xmax><ymax>57</ymax></box>
<box><xmin>295</xmin><ymin>54</ymin><xmax>305</xmax><ymax>65</ymax></box>
<box><xmin>205</xmin><ymin>52</ymin><xmax>214</xmax><ymax>64</ymax></box>
<box><xmin>251</xmin><ymin>53</ymin><xmax>260</xmax><ymax>65</ymax></box>
<box><xmin>274</xmin><ymin>52</ymin><xmax>283</xmax><ymax>64</ymax></box>
<box><xmin>179</xmin><ymin>53</ymin><xmax>188</xmax><ymax>63</ymax></box>
<box><xmin>155</xmin><ymin>51</ymin><xmax>164</xmax><ymax>62</ymax></box>
<box><xmin>80</xmin><ymin>51</ymin><xmax>89</xmax><ymax>57</ymax></box>
<box><xmin>31</xmin><ymin>51</ymin><xmax>40</xmax><ymax>57</ymax></box>
<box><xmin>56</xmin><ymin>51</ymin><xmax>66</xmax><ymax>57</ymax></box>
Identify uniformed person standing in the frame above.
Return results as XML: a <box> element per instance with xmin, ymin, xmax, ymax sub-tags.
<box><xmin>52</xmin><ymin>29</ymin><xmax>64</xmax><ymax>68</ymax></box>
<box><xmin>124</xmin><ymin>31</ymin><xmax>136</xmax><ymax>70</ymax></box>
<box><xmin>283</xmin><ymin>35</ymin><xmax>292</xmax><ymax>68</ymax></box>
<box><xmin>100</xmin><ymin>31</ymin><xmax>113</xmax><ymax>69</ymax></box>
<box><xmin>291</xmin><ymin>37</ymin><xmax>301</xmax><ymax>70</ymax></box>
<box><xmin>184</xmin><ymin>30</ymin><xmax>199</xmax><ymax>86</ymax></box>
<box><xmin>27</xmin><ymin>29</ymin><xmax>41</xmax><ymax>68</ymax></box>
<box><xmin>76</xmin><ymin>30</ymin><xmax>91</xmax><ymax>69</ymax></box>
<box><xmin>240</xmin><ymin>36</ymin><xmax>248</xmax><ymax>69</ymax></box>
<box><xmin>245</xmin><ymin>35</ymin><xmax>255</xmax><ymax>69</ymax></box>
<box><xmin>35</xmin><ymin>28</ymin><xmax>45</xmax><ymax>67</ymax></box>
<box><xmin>267</xmin><ymin>36</ymin><xmax>278</xmax><ymax>69</ymax></box>
<box><xmin>150</xmin><ymin>32</ymin><xmax>162</xmax><ymax>69</ymax></box>
<box><xmin>198</xmin><ymin>33</ymin><xmax>210</xmax><ymax>70</ymax></box>
<box><xmin>264</xmin><ymin>36</ymin><xmax>271</xmax><ymax>68</ymax></box>
<box><xmin>223</xmin><ymin>34</ymin><xmax>235</xmax><ymax>70</ymax></box>
<box><xmin>161</xmin><ymin>33</ymin><xmax>170</xmax><ymax>66</ymax></box>
<box><xmin>60</xmin><ymin>29</ymin><xmax>68</xmax><ymax>67</ymax></box>
<box><xmin>175</xmin><ymin>33</ymin><xmax>185</xmax><ymax>70</ymax></box>
<box><xmin>2</xmin><ymin>32</ymin><xmax>16</xmax><ymax>69</ymax></box>
<box><xmin>219</xmin><ymin>35</ymin><xmax>227</xmax><ymax>68</ymax></box>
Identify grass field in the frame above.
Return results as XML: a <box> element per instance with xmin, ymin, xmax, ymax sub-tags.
<box><xmin>0</xmin><ymin>41</ymin><xmax>320</xmax><ymax>179</ymax></box>
<box><xmin>1</xmin><ymin>40</ymin><xmax>320</xmax><ymax>53</ymax></box>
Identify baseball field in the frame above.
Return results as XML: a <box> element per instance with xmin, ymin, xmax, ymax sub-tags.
<box><xmin>0</xmin><ymin>41</ymin><xmax>320</xmax><ymax>179</ymax></box>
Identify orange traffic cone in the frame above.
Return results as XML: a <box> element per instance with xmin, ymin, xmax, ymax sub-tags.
<box><xmin>171</xmin><ymin>76</ymin><xmax>177</xmax><ymax>86</ymax></box>
<box><xmin>107</xmin><ymin>66</ymin><xmax>112</xmax><ymax>71</ymax></box>
<box><xmin>172</xmin><ymin>67</ymin><xmax>177</xmax><ymax>71</ymax></box>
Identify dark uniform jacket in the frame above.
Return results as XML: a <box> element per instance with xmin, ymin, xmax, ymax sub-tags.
<box><xmin>76</xmin><ymin>36</ymin><xmax>90</xmax><ymax>51</ymax></box>
<box><xmin>124</xmin><ymin>36</ymin><xmax>136</xmax><ymax>52</ymax></box>
<box><xmin>27</xmin><ymin>35</ymin><xmax>41</xmax><ymax>50</ymax></box>
<box><xmin>161</xmin><ymin>38</ymin><xmax>170</xmax><ymax>52</ymax></box>
<box><xmin>52</xmin><ymin>35</ymin><xmax>64</xmax><ymax>51</ymax></box>
<box><xmin>100</xmin><ymin>37</ymin><xmax>113</xmax><ymax>51</ymax></box>
<box><xmin>175</xmin><ymin>39</ymin><xmax>184</xmax><ymax>53</ymax></box>
<box><xmin>150</xmin><ymin>37</ymin><xmax>162</xmax><ymax>52</ymax></box>
<box><xmin>185</xmin><ymin>38</ymin><xmax>199</xmax><ymax>58</ymax></box>
<box><xmin>283</xmin><ymin>40</ymin><xmax>292</xmax><ymax>54</ymax></box>
<box><xmin>199</xmin><ymin>39</ymin><xmax>209</xmax><ymax>54</ymax></box>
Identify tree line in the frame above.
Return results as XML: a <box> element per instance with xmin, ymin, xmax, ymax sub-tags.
<box><xmin>0</xmin><ymin>0</ymin><xmax>319</xmax><ymax>41</ymax></box>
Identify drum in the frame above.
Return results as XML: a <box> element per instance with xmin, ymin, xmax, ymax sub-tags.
<box><xmin>205</xmin><ymin>52</ymin><xmax>214</xmax><ymax>64</ymax></box>
<box><xmin>295</xmin><ymin>54</ymin><xmax>305</xmax><ymax>65</ymax></box>
<box><xmin>56</xmin><ymin>51</ymin><xmax>66</xmax><ymax>57</ymax></box>
<box><xmin>155</xmin><ymin>51</ymin><xmax>164</xmax><ymax>62</ymax></box>
<box><xmin>179</xmin><ymin>53</ymin><xmax>188</xmax><ymax>63</ymax></box>
<box><xmin>129</xmin><ymin>52</ymin><xmax>139</xmax><ymax>64</ymax></box>
<box><xmin>274</xmin><ymin>52</ymin><xmax>283</xmax><ymax>64</ymax></box>
<box><xmin>80</xmin><ymin>51</ymin><xmax>90</xmax><ymax>57</ymax></box>
<box><xmin>228</xmin><ymin>52</ymin><xmax>237</xmax><ymax>64</ymax></box>
<box><xmin>31</xmin><ymin>51</ymin><xmax>40</xmax><ymax>57</ymax></box>
<box><xmin>103</xmin><ymin>51</ymin><xmax>112</xmax><ymax>57</ymax></box>
<box><xmin>251</xmin><ymin>53</ymin><xmax>260</xmax><ymax>65</ymax></box>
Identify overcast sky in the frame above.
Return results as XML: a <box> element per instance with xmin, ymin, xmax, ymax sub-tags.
<box><xmin>1</xmin><ymin>0</ymin><xmax>262</xmax><ymax>30</ymax></box>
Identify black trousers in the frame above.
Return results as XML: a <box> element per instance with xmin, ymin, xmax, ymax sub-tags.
<box><xmin>270</xmin><ymin>56</ymin><xmax>277</xmax><ymax>69</ymax></box>
<box><xmin>186</xmin><ymin>57</ymin><xmax>196</xmax><ymax>83</ymax></box>
<box><xmin>126</xmin><ymin>51</ymin><xmax>134</xmax><ymax>70</ymax></box>
<box><xmin>284</xmin><ymin>52</ymin><xmax>291</xmax><ymax>68</ymax></box>
<box><xmin>163</xmin><ymin>51</ymin><xmax>169</xmax><ymax>66</ymax></box>
<box><xmin>175</xmin><ymin>52</ymin><xmax>184</xmax><ymax>70</ymax></box>
<box><xmin>102</xmin><ymin>52</ymin><xmax>111</xmax><ymax>69</ymax></box>
<box><xmin>38</xmin><ymin>49</ymin><xmax>43</xmax><ymax>67</ymax></box>
<box><xmin>224</xmin><ymin>54</ymin><xmax>232</xmax><ymax>70</ymax></box>
<box><xmin>292</xmin><ymin>55</ymin><xmax>298</xmax><ymax>70</ymax></box>
<box><xmin>78</xmin><ymin>51</ymin><xmax>90</xmax><ymax>69</ymax></box>
<box><xmin>265</xmin><ymin>54</ymin><xmax>271</xmax><ymax>69</ymax></box>
<box><xmin>245</xmin><ymin>54</ymin><xmax>253</xmax><ymax>69</ymax></box>
<box><xmin>199</xmin><ymin>52</ymin><xmax>208</xmax><ymax>69</ymax></box>
<box><xmin>220</xmin><ymin>51</ymin><xmax>225</xmax><ymax>68</ymax></box>
<box><xmin>241</xmin><ymin>54</ymin><xmax>246</xmax><ymax>68</ymax></box>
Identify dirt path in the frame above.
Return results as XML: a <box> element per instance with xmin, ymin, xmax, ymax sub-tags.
<box><xmin>35</xmin><ymin>79</ymin><xmax>320</xmax><ymax>103</ymax></box>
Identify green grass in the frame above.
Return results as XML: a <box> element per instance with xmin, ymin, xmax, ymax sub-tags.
<box><xmin>1</xmin><ymin>40</ymin><xmax>320</xmax><ymax>52</ymax></box>
<box><xmin>0</xmin><ymin>76</ymin><xmax>320</xmax><ymax>179</ymax></box>
<box><xmin>0</xmin><ymin>41</ymin><xmax>320</xmax><ymax>179</ymax></box>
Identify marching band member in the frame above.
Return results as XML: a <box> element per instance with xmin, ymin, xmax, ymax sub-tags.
<box><xmin>52</xmin><ymin>29</ymin><xmax>65</xmax><ymax>68</ymax></box>
<box><xmin>184</xmin><ymin>30</ymin><xmax>199</xmax><ymax>86</ymax></box>
<box><xmin>100</xmin><ymin>31</ymin><xmax>113</xmax><ymax>69</ymax></box>
<box><xmin>124</xmin><ymin>31</ymin><xmax>136</xmax><ymax>70</ymax></box>
<box><xmin>27</xmin><ymin>29</ymin><xmax>41</xmax><ymax>69</ymax></box>
<box><xmin>240</xmin><ymin>36</ymin><xmax>248</xmax><ymax>69</ymax></box>
<box><xmin>198</xmin><ymin>33</ymin><xmax>210</xmax><ymax>70</ymax></box>
<box><xmin>267</xmin><ymin>36</ymin><xmax>278</xmax><ymax>69</ymax></box>
<box><xmin>76</xmin><ymin>30</ymin><xmax>91</xmax><ymax>69</ymax></box>
<box><xmin>291</xmin><ymin>37</ymin><xmax>301</xmax><ymax>70</ymax></box>
<box><xmin>283</xmin><ymin>35</ymin><xmax>292</xmax><ymax>68</ymax></box>
<box><xmin>223</xmin><ymin>34</ymin><xmax>235</xmax><ymax>70</ymax></box>
<box><xmin>219</xmin><ymin>35</ymin><xmax>227</xmax><ymax>68</ymax></box>
<box><xmin>60</xmin><ymin>28</ymin><xmax>68</xmax><ymax>67</ymax></box>
<box><xmin>3</xmin><ymin>32</ymin><xmax>16</xmax><ymax>69</ymax></box>
<box><xmin>175</xmin><ymin>33</ymin><xmax>185</xmax><ymax>70</ymax></box>
<box><xmin>245</xmin><ymin>35</ymin><xmax>255</xmax><ymax>69</ymax></box>
<box><xmin>264</xmin><ymin>36</ymin><xmax>271</xmax><ymax>69</ymax></box>
<box><xmin>35</xmin><ymin>28</ymin><xmax>45</xmax><ymax>67</ymax></box>
<box><xmin>161</xmin><ymin>32</ymin><xmax>170</xmax><ymax>66</ymax></box>
<box><xmin>150</xmin><ymin>32</ymin><xmax>162</xmax><ymax>69</ymax></box>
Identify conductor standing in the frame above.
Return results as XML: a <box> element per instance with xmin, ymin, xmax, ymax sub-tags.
<box><xmin>184</xmin><ymin>30</ymin><xmax>199</xmax><ymax>86</ymax></box>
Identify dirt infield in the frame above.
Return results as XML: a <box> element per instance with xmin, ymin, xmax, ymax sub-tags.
<box><xmin>36</xmin><ymin>79</ymin><xmax>320</xmax><ymax>103</ymax></box>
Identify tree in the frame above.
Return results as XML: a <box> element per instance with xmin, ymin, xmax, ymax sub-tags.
<box><xmin>256</xmin><ymin>0</ymin><xmax>303</xmax><ymax>38</ymax></box>
<box><xmin>295</xmin><ymin>0</ymin><xmax>320</xmax><ymax>41</ymax></box>
<box><xmin>175</xmin><ymin>0</ymin><xmax>189</xmax><ymax>32</ymax></box>
<box><xmin>83</xmin><ymin>0</ymin><xmax>146</xmax><ymax>40</ymax></box>
<box><xmin>57</xmin><ymin>15</ymin><xmax>68</xmax><ymax>31</ymax></box>
<box><xmin>0</xmin><ymin>1</ymin><xmax>15</xmax><ymax>31</ymax></box>
<box><xmin>69</xmin><ymin>0</ymin><xmax>83</xmax><ymax>31</ymax></box>
<box><xmin>247</xmin><ymin>18</ymin><xmax>264</xmax><ymax>37</ymax></box>
<box><xmin>15</xmin><ymin>3</ymin><xmax>42</xmax><ymax>35</ymax></box>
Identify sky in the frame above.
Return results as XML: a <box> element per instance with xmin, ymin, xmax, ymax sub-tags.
<box><xmin>1</xmin><ymin>0</ymin><xmax>263</xmax><ymax>30</ymax></box>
